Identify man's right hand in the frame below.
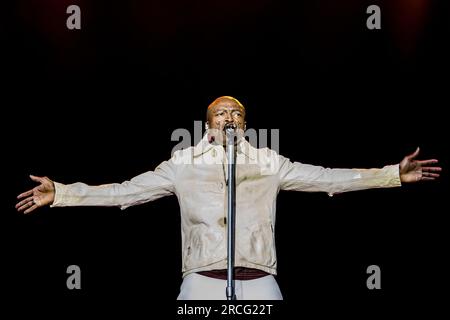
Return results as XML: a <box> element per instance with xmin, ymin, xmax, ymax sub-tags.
<box><xmin>16</xmin><ymin>175</ymin><xmax>55</xmax><ymax>214</ymax></box>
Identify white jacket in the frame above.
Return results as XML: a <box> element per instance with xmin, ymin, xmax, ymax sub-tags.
<box><xmin>52</xmin><ymin>134</ymin><xmax>401</xmax><ymax>277</ymax></box>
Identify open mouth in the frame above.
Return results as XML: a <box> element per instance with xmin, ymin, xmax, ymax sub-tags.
<box><xmin>223</xmin><ymin>123</ymin><xmax>237</xmax><ymax>131</ymax></box>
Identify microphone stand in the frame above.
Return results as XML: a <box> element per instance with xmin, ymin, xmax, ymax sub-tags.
<box><xmin>225</xmin><ymin>124</ymin><xmax>237</xmax><ymax>300</ymax></box>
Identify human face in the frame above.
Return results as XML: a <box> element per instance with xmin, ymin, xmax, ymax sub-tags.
<box><xmin>207</xmin><ymin>97</ymin><xmax>246</xmax><ymax>145</ymax></box>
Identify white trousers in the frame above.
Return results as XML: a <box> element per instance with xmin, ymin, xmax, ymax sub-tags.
<box><xmin>177</xmin><ymin>273</ymin><xmax>283</xmax><ymax>300</ymax></box>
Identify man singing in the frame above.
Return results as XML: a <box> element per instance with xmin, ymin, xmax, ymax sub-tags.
<box><xmin>16</xmin><ymin>96</ymin><xmax>441</xmax><ymax>300</ymax></box>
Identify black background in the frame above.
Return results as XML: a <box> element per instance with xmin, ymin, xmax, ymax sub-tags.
<box><xmin>2</xmin><ymin>0</ymin><xmax>449</xmax><ymax>318</ymax></box>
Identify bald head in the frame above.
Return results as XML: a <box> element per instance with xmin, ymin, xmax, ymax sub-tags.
<box><xmin>208</xmin><ymin>96</ymin><xmax>245</xmax><ymax>110</ymax></box>
<box><xmin>206</xmin><ymin>96</ymin><xmax>246</xmax><ymax>126</ymax></box>
<box><xmin>205</xmin><ymin>96</ymin><xmax>246</xmax><ymax>145</ymax></box>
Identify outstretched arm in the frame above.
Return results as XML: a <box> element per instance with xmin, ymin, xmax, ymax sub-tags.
<box><xmin>16</xmin><ymin>159</ymin><xmax>177</xmax><ymax>214</ymax></box>
<box><xmin>278</xmin><ymin>148</ymin><xmax>441</xmax><ymax>195</ymax></box>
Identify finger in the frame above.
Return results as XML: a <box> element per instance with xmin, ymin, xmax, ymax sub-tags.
<box><xmin>17</xmin><ymin>189</ymin><xmax>33</xmax><ymax>199</ymax></box>
<box><xmin>17</xmin><ymin>200</ymin><xmax>35</xmax><ymax>212</ymax></box>
<box><xmin>422</xmin><ymin>167</ymin><xmax>442</xmax><ymax>172</ymax></box>
<box><xmin>421</xmin><ymin>177</ymin><xmax>435</xmax><ymax>181</ymax></box>
<box><xmin>422</xmin><ymin>171</ymin><xmax>439</xmax><ymax>177</ymax></box>
<box><xmin>423</xmin><ymin>172</ymin><xmax>440</xmax><ymax>178</ymax></box>
<box><xmin>24</xmin><ymin>204</ymin><xmax>38</xmax><ymax>214</ymax></box>
<box><xmin>29</xmin><ymin>175</ymin><xmax>45</xmax><ymax>183</ymax></box>
<box><xmin>417</xmin><ymin>159</ymin><xmax>439</xmax><ymax>166</ymax></box>
<box><xmin>407</xmin><ymin>147</ymin><xmax>420</xmax><ymax>160</ymax></box>
<box><xmin>15</xmin><ymin>196</ymin><xmax>34</xmax><ymax>209</ymax></box>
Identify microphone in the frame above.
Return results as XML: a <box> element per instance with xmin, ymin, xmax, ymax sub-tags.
<box><xmin>224</xmin><ymin>123</ymin><xmax>236</xmax><ymax>132</ymax></box>
<box><xmin>224</xmin><ymin>123</ymin><xmax>238</xmax><ymax>147</ymax></box>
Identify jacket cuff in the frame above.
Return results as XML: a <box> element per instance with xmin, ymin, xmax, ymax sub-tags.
<box><xmin>386</xmin><ymin>164</ymin><xmax>402</xmax><ymax>187</ymax></box>
<box><xmin>50</xmin><ymin>182</ymin><xmax>67</xmax><ymax>207</ymax></box>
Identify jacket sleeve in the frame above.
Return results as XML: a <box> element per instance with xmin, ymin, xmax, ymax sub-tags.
<box><xmin>278</xmin><ymin>155</ymin><xmax>401</xmax><ymax>196</ymax></box>
<box><xmin>51</xmin><ymin>159</ymin><xmax>176</xmax><ymax>210</ymax></box>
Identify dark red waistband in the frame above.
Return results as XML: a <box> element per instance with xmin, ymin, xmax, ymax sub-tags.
<box><xmin>197</xmin><ymin>267</ymin><xmax>269</xmax><ymax>280</ymax></box>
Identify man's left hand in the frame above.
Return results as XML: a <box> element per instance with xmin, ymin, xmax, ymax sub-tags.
<box><xmin>400</xmin><ymin>147</ymin><xmax>442</xmax><ymax>183</ymax></box>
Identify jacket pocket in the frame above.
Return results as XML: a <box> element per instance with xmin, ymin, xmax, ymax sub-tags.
<box><xmin>237</xmin><ymin>221</ymin><xmax>276</xmax><ymax>268</ymax></box>
<box><xmin>183</xmin><ymin>225</ymin><xmax>225</xmax><ymax>271</ymax></box>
